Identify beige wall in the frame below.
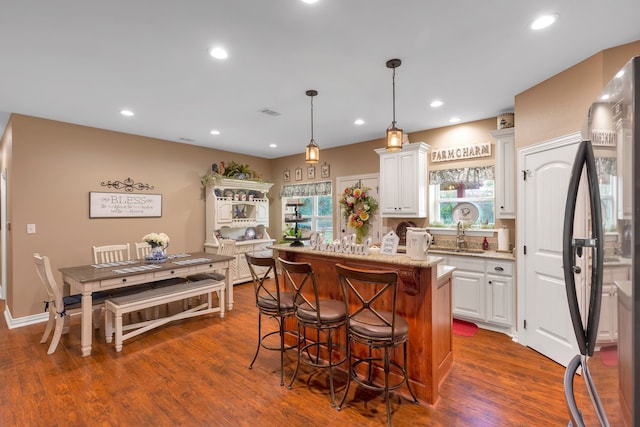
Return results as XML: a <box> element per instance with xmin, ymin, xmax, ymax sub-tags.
<box><xmin>2</xmin><ymin>115</ymin><xmax>273</xmax><ymax>318</ymax></box>
<box><xmin>3</xmin><ymin>40</ymin><xmax>640</xmax><ymax>320</ymax></box>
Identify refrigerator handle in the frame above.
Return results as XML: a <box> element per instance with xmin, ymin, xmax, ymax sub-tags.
<box><xmin>583</xmin><ymin>141</ymin><xmax>604</xmax><ymax>357</ymax></box>
<box><xmin>563</xmin><ymin>141</ymin><xmax>589</xmax><ymax>355</ymax></box>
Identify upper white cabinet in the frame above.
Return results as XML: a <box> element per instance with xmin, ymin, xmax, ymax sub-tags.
<box><xmin>375</xmin><ymin>142</ymin><xmax>430</xmax><ymax>218</ymax></box>
<box><xmin>491</xmin><ymin>128</ymin><xmax>516</xmax><ymax>219</ymax></box>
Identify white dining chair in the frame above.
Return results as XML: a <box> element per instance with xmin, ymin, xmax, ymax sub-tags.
<box><xmin>186</xmin><ymin>239</ymin><xmax>235</xmax><ymax>307</ymax></box>
<box><xmin>134</xmin><ymin>241</ymin><xmax>152</xmax><ymax>259</ymax></box>
<box><xmin>92</xmin><ymin>244</ymin><xmax>131</xmax><ymax>264</ymax></box>
<box><xmin>34</xmin><ymin>253</ymin><xmax>109</xmax><ymax>354</ymax></box>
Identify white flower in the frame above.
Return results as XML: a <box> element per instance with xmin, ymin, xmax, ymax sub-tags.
<box><xmin>143</xmin><ymin>232</ymin><xmax>170</xmax><ymax>248</ymax></box>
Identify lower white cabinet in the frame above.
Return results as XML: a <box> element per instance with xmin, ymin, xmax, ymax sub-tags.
<box><xmin>596</xmin><ymin>263</ymin><xmax>629</xmax><ymax>344</ymax></box>
<box><xmin>446</xmin><ymin>255</ymin><xmax>515</xmax><ymax>333</ymax></box>
<box><xmin>205</xmin><ymin>239</ymin><xmax>273</xmax><ymax>284</ymax></box>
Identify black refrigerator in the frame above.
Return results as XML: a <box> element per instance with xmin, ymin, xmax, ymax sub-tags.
<box><xmin>563</xmin><ymin>56</ymin><xmax>639</xmax><ymax>427</ymax></box>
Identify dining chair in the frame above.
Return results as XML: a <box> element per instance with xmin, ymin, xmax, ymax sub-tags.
<box><xmin>246</xmin><ymin>251</ymin><xmax>297</xmax><ymax>386</ymax></box>
<box><xmin>186</xmin><ymin>239</ymin><xmax>235</xmax><ymax>308</ymax></box>
<box><xmin>92</xmin><ymin>243</ymin><xmax>131</xmax><ymax>264</ymax></box>
<box><xmin>278</xmin><ymin>257</ymin><xmax>347</xmax><ymax>407</ymax></box>
<box><xmin>335</xmin><ymin>263</ymin><xmax>419</xmax><ymax>426</ymax></box>
<box><xmin>134</xmin><ymin>241</ymin><xmax>152</xmax><ymax>258</ymax></box>
<box><xmin>34</xmin><ymin>253</ymin><xmax>110</xmax><ymax>354</ymax></box>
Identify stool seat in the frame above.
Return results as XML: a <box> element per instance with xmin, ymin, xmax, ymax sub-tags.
<box><xmin>296</xmin><ymin>299</ymin><xmax>346</xmax><ymax>323</ymax></box>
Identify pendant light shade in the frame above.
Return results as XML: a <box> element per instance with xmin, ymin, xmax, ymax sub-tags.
<box><xmin>305</xmin><ymin>89</ymin><xmax>320</xmax><ymax>164</ymax></box>
<box><xmin>386</xmin><ymin>59</ymin><xmax>403</xmax><ymax>151</ymax></box>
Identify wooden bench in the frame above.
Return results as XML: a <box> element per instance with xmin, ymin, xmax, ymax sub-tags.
<box><xmin>104</xmin><ymin>279</ymin><xmax>225</xmax><ymax>352</ymax></box>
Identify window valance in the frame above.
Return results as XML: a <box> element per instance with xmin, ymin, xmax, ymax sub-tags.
<box><xmin>280</xmin><ymin>181</ymin><xmax>332</xmax><ymax>198</ymax></box>
<box><xmin>429</xmin><ymin>166</ymin><xmax>495</xmax><ymax>185</ymax></box>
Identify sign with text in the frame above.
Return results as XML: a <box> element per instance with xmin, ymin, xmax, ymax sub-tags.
<box><xmin>89</xmin><ymin>192</ymin><xmax>162</xmax><ymax>218</ymax></box>
<box><xmin>431</xmin><ymin>142</ymin><xmax>491</xmax><ymax>162</ymax></box>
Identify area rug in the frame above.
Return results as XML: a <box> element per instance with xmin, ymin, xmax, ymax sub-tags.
<box><xmin>453</xmin><ymin>319</ymin><xmax>478</xmax><ymax>337</ymax></box>
<box><xmin>600</xmin><ymin>345</ymin><xmax>618</xmax><ymax>367</ymax></box>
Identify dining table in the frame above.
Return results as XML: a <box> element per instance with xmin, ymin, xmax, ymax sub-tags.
<box><xmin>59</xmin><ymin>251</ymin><xmax>233</xmax><ymax>356</ymax></box>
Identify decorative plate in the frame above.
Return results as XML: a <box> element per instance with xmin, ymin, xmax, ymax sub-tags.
<box><xmin>245</xmin><ymin>227</ymin><xmax>256</xmax><ymax>240</ymax></box>
<box><xmin>395</xmin><ymin>221</ymin><xmax>416</xmax><ymax>245</ymax></box>
<box><xmin>452</xmin><ymin>202</ymin><xmax>479</xmax><ymax>224</ymax></box>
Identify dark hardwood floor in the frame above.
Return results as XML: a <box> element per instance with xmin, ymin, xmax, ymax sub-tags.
<box><xmin>0</xmin><ymin>282</ymin><xmax>611</xmax><ymax>426</ymax></box>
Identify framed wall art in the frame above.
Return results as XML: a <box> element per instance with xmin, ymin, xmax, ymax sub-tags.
<box><xmin>307</xmin><ymin>166</ymin><xmax>315</xmax><ymax>180</ymax></box>
<box><xmin>295</xmin><ymin>167</ymin><xmax>302</xmax><ymax>181</ymax></box>
<box><xmin>321</xmin><ymin>163</ymin><xmax>330</xmax><ymax>178</ymax></box>
<box><xmin>283</xmin><ymin>169</ymin><xmax>290</xmax><ymax>182</ymax></box>
<box><xmin>89</xmin><ymin>192</ymin><xmax>162</xmax><ymax>218</ymax></box>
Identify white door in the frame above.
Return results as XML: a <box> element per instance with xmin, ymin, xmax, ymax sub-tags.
<box><xmin>336</xmin><ymin>174</ymin><xmax>381</xmax><ymax>243</ymax></box>
<box><xmin>518</xmin><ymin>133</ymin><xmax>585</xmax><ymax>367</ymax></box>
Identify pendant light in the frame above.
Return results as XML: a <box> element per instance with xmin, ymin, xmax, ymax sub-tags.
<box><xmin>385</xmin><ymin>58</ymin><xmax>403</xmax><ymax>151</ymax></box>
<box><xmin>305</xmin><ymin>89</ymin><xmax>320</xmax><ymax>164</ymax></box>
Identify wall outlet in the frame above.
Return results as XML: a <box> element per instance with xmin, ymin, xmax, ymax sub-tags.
<box><xmin>27</xmin><ymin>224</ymin><xmax>36</xmax><ymax>234</ymax></box>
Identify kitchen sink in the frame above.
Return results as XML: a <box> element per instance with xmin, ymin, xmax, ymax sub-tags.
<box><xmin>430</xmin><ymin>246</ymin><xmax>485</xmax><ymax>254</ymax></box>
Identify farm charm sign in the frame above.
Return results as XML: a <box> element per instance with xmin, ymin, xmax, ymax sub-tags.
<box><xmin>90</xmin><ymin>192</ymin><xmax>162</xmax><ymax>218</ymax></box>
<box><xmin>431</xmin><ymin>142</ymin><xmax>491</xmax><ymax>163</ymax></box>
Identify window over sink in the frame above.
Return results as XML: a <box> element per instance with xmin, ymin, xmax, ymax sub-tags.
<box><xmin>428</xmin><ymin>166</ymin><xmax>495</xmax><ymax>228</ymax></box>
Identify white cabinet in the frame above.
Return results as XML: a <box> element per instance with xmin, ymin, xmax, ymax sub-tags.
<box><xmin>616</xmin><ymin>119</ymin><xmax>632</xmax><ymax>219</ymax></box>
<box><xmin>448</xmin><ymin>255</ymin><xmax>515</xmax><ymax>333</ymax></box>
<box><xmin>596</xmin><ymin>263</ymin><xmax>628</xmax><ymax>343</ymax></box>
<box><xmin>491</xmin><ymin>128</ymin><xmax>515</xmax><ymax>219</ymax></box>
<box><xmin>204</xmin><ymin>178</ymin><xmax>275</xmax><ymax>284</ymax></box>
<box><xmin>375</xmin><ymin>142</ymin><xmax>429</xmax><ymax>218</ymax></box>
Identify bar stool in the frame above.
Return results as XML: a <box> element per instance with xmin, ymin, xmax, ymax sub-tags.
<box><xmin>246</xmin><ymin>251</ymin><xmax>297</xmax><ymax>386</ymax></box>
<box><xmin>278</xmin><ymin>257</ymin><xmax>347</xmax><ymax>407</ymax></box>
<box><xmin>335</xmin><ymin>263</ymin><xmax>418</xmax><ymax>426</ymax></box>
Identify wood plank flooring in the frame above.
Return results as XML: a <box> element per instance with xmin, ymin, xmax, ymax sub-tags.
<box><xmin>0</xmin><ymin>282</ymin><xmax>608</xmax><ymax>426</ymax></box>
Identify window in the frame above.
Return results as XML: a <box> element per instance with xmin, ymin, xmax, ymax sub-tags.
<box><xmin>280</xmin><ymin>181</ymin><xmax>333</xmax><ymax>242</ymax></box>
<box><xmin>282</xmin><ymin>195</ymin><xmax>333</xmax><ymax>241</ymax></box>
<box><xmin>428</xmin><ymin>167</ymin><xmax>495</xmax><ymax>227</ymax></box>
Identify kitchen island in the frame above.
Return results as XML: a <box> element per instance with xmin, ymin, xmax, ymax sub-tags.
<box><xmin>271</xmin><ymin>243</ymin><xmax>453</xmax><ymax>406</ymax></box>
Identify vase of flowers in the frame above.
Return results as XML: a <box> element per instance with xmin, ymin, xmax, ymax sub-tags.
<box><xmin>339</xmin><ymin>182</ymin><xmax>378</xmax><ymax>244</ymax></box>
<box><xmin>142</xmin><ymin>232</ymin><xmax>170</xmax><ymax>263</ymax></box>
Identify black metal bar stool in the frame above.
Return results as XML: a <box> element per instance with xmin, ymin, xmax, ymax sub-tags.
<box><xmin>278</xmin><ymin>257</ymin><xmax>347</xmax><ymax>407</ymax></box>
<box><xmin>335</xmin><ymin>263</ymin><xmax>419</xmax><ymax>426</ymax></box>
<box><xmin>246</xmin><ymin>251</ymin><xmax>297</xmax><ymax>386</ymax></box>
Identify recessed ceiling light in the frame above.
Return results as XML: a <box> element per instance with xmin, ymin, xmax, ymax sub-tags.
<box><xmin>269</xmin><ymin>143</ymin><xmax>277</xmax><ymax>148</ymax></box>
<box><xmin>600</xmin><ymin>94</ymin><xmax>610</xmax><ymax>101</ymax></box>
<box><xmin>210</xmin><ymin>130</ymin><xmax>220</xmax><ymax>135</ymax></box>
<box><xmin>530</xmin><ymin>14</ymin><xmax>558</xmax><ymax>30</ymax></box>
<box><xmin>449</xmin><ymin>117</ymin><xmax>461</xmax><ymax>123</ymax></box>
<box><xmin>615</xmin><ymin>70</ymin><xmax>625</xmax><ymax>79</ymax></box>
<box><xmin>209</xmin><ymin>47</ymin><xmax>228</xmax><ymax>60</ymax></box>
<box><xmin>120</xmin><ymin>109</ymin><xmax>134</xmax><ymax>117</ymax></box>
<box><xmin>430</xmin><ymin>100</ymin><xmax>444</xmax><ymax>108</ymax></box>
<box><xmin>301</xmin><ymin>0</ymin><xmax>319</xmax><ymax>4</ymax></box>
<box><xmin>354</xmin><ymin>118</ymin><xmax>365</xmax><ymax>125</ymax></box>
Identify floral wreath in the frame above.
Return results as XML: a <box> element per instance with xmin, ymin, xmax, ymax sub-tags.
<box><xmin>339</xmin><ymin>182</ymin><xmax>378</xmax><ymax>243</ymax></box>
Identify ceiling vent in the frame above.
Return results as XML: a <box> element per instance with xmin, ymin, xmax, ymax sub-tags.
<box><xmin>179</xmin><ymin>137</ymin><xmax>196</xmax><ymax>142</ymax></box>
<box><xmin>259</xmin><ymin>108</ymin><xmax>281</xmax><ymax>117</ymax></box>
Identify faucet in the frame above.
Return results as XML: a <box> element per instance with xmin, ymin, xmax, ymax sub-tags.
<box><xmin>455</xmin><ymin>221</ymin><xmax>466</xmax><ymax>251</ymax></box>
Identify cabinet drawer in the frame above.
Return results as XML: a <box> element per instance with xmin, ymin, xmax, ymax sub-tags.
<box><xmin>486</xmin><ymin>260</ymin><xmax>513</xmax><ymax>276</ymax></box>
<box><xmin>153</xmin><ymin>267</ymin><xmax>189</xmax><ymax>279</ymax></box>
<box><xmin>100</xmin><ymin>273</ymin><xmax>153</xmax><ymax>289</ymax></box>
<box><xmin>447</xmin><ymin>256</ymin><xmax>484</xmax><ymax>273</ymax></box>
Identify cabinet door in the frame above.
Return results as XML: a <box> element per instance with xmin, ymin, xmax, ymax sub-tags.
<box><xmin>255</xmin><ymin>202</ymin><xmax>268</xmax><ymax>224</ymax></box>
<box><xmin>379</xmin><ymin>153</ymin><xmax>400</xmax><ymax>215</ymax></box>
<box><xmin>493</xmin><ymin>128</ymin><xmax>516</xmax><ymax>219</ymax></box>
<box><xmin>397</xmin><ymin>150</ymin><xmax>420</xmax><ymax>214</ymax></box>
<box><xmin>486</xmin><ymin>273</ymin><xmax>513</xmax><ymax>326</ymax></box>
<box><xmin>216</xmin><ymin>199</ymin><xmax>233</xmax><ymax>223</ymax></box>
<box><xmin>596</xmin><ymin>284</ymin><xmax>617</xmax><ymax>343</ymax></box>
<box><xmin>452</xmin><ymin>270</ymin><xmax>485</xmax><ymax>321</ymax></box>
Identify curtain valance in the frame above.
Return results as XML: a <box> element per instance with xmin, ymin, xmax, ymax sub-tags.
<box><xmin>279</xmin><ymin>181</ymin><xmax>332</xmax><ymax>198</ymax></box>
<box><xmin>595</xmin><ymin>157</ymin><xmax>616</xmax><ymax>176</ymax></box>
<box><xmin>429</xmin><ymin>166</ymin><xmax>495</xmax><ymax>185</ymax></box>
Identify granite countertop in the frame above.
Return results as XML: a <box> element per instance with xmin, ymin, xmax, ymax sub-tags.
<box><xmin>428</xmin><ymin>246</ymin><xmax>516</xmax><ymax>261</ymax></box>
<box><xmin>270</xmin><ymin>243</ymin><xmax>444</xmax><ymax>268</ymax></box>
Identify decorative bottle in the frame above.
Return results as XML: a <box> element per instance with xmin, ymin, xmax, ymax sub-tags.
<box><xmin>482</xmin><ymin>237</ymin><xmax>489</xmax><ymax>251</ymax></box>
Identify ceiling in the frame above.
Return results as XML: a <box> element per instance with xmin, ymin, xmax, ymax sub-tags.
<box><xmin>1</xmin><ymin>1</ymin><xmax>639</xmax><ymax>159</ymax></box>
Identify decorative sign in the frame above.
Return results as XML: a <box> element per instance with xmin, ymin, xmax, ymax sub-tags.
<box><xmin>590</xmin><ymin>129</ymin><xmax>617</xmax><ymax>146</ymax></box>
<box><xmin>309</xmin><ymin>233</ymin><xmax>372</xmax><ymax>255</ymax></box>
<box><xmin>89</xmin><ymin>192</ymin><xmax>162</xmax><ymax>218</ymax></box>
<box><xmin>380</xmin><ymin>231</ymin><xmax>399</xmax><ymax>255</ymax></box>
<box><xmin>431</xmin><ymin>142</ymin><xmax>492</xmax><ymax>163</ymax></box>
